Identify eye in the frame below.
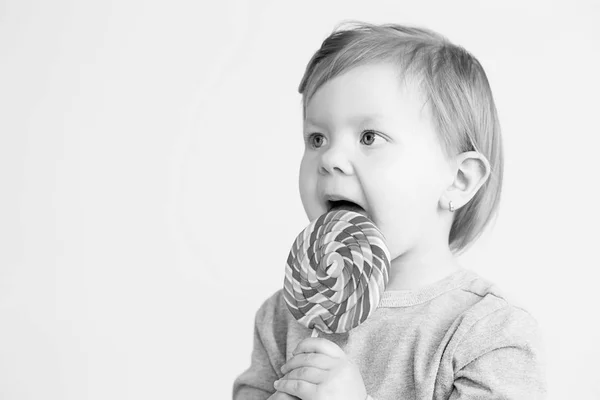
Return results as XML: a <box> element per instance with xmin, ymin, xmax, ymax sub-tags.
<box><xmin>305</xmin><ymin>133</ymin><xmax>326</xmax><ymax>149</ymax></box>
<box><xmin>360</xmin><ymin>130</ymin><xmax>383</xmax><ymax>146</ymax></box>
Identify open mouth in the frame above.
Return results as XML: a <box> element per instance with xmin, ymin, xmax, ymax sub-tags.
<box><xmin>327</xmin><ymin>200</ymin><xmax>365</xmax><ymax>214</ymax></box>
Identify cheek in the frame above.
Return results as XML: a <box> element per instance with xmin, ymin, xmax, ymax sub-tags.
<box><xmin>373</xmin><ymin>199</ymin><xmax>417</xmax><ymax>257</ymax></box>
<box><xmin>365</xmin><ymin>166</ymin><xmax>432</xmax><ymax>255</ymax></box>
<box><xmin>299</xmin><ymin>155</ymin><xmax>314</xmax><ymax>193</ymax></box>
<box><xmin>298</xmin><ymin>156</ymin><xmax>319</xmax><ymax>220</ymax></box>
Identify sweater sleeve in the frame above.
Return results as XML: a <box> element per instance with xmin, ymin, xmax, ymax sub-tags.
<box><xmin>233</xmin><ymin>292</ymin><xmax>285</xmax><ymax>400</ymax></box>
<box><xmin>449</xmin><ymin>303</ymin><xmax>547</xmax><ymax>399</ymax></box>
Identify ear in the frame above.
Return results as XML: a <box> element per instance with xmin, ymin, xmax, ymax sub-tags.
<box><xmin>439</xmin><ymin>151</ymin><xmax>491</xmax><ymax>212</ymax></box>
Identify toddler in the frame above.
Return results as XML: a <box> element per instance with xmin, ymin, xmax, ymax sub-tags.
<box><xmin>233</xmin><ymin>21</ymin><xmax>546</xmax><ymax>400</ymax></box>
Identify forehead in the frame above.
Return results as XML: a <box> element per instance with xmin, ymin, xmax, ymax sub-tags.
<box><xmin>304</xmin><ymin>63</ymin><xmax>428</xmax><ymax>126</ymax></box>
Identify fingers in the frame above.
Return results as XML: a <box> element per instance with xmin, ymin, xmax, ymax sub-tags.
<box><xmin>274</xmin><ymin>378</ymin><xmax>317</xmax><ymax>399</ymax></box>
<box><xmin>281</xmin><ymin>352</ymin><xmax>335</xmax><ymax>375</ymax></box>
<box><xmin>276</xmin><ymin>338</ymin><xmax>348</xmax><ymax>398</ymax></box>
<box><xmin>285</xmin><ymin>366</ymin><xmax>327</xmax><ymax>384</ymax></box>
<box><xmin>293</xmin><ymin>337</ymin><xmax>345</xmax><ymax>358</ymax></box>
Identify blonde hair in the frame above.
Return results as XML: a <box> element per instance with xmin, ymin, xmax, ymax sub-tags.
<box><xmin>298</xmin><ymin>21</ymin><xmax>504</xmax><ymax>254</ymax></box>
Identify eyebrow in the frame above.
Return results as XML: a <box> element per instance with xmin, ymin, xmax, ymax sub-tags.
<box><xmin>305</xmin><ymin>114</ymin><xmax>386</xmax><ymax>128</ymax></box>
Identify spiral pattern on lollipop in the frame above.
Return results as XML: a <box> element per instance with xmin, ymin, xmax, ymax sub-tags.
<box><xmin>283</xmin><ymin>208</ymin><xmax>391</xmax><ymax>334</ymax></box>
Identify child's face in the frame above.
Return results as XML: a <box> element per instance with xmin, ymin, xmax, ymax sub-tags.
<box><xmin>299</xmin><ymin>62</ymin><xmax>455</xmax><ymax>260</ymax></box>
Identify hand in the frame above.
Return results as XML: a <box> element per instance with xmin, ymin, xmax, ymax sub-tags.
<box><xmin>274</xmin><ymin>337</ymin><xmax>367</xmax><ymax>400</ymax></box>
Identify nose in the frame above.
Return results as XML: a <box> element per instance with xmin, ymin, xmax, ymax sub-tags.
<box><xmin>319</xmin><ymin>143</ymin><xmax>354</xmax><ymax>176</ymax></box>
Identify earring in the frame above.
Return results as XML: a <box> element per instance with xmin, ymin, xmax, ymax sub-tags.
<box><xmin>449</xmin><ymin>201</ymin><xmax>455</xmax><ymax>212</ymax></box>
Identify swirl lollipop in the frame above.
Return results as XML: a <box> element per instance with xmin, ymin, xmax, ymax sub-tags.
<box><xmin>283</xmin><ymin>204</ymin><xmax>391</xmax><ymax>335</ymax></box>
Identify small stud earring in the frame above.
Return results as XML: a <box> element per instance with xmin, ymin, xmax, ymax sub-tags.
<box><xmin>449</xmin><ymin>201</ymin><xmax>455</xmax><ymax>212</ymax></box>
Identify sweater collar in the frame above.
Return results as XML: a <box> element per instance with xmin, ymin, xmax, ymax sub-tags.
<box><xmin>378</xmin><ymin>268</ymin><xmax>477</xmax><ymax>308</ymax></box>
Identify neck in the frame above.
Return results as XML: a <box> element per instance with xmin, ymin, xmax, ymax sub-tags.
<box><xmin>385</xmin><ymin>244</ymin><xmax>461</xmax><ymax>291</ymax></box>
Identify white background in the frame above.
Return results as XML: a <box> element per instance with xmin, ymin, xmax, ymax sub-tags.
<box><xmin>1</xmin><ymin>1</ymin><xmax>599</xmax><ymax>399</ymax></box>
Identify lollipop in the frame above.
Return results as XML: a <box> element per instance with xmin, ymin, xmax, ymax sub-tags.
<box><xmin>283</xmin><ymin>204</ymin><xmax>391</xmax><ymax>335</ymax></box>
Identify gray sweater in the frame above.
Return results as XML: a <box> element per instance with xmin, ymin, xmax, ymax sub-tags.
<box><xmin>233</xmin><ymin>269</ymin><xmax>546</xmax><ymax>399</ymax></box>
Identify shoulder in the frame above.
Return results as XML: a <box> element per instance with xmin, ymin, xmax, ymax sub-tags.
<box><xmin>255</xmin><ymin>288</ymin><xmax>289</xmax><ymax>322</ymax></box>
<box><xmin>438</xmin><ymin>271</ymin><xmax>547</xmax><ymax>396</ymax></box>
<box><xmin>450</xmin><ymin>271</ymin><xmax>543</xmax><ymax>369</ymax></box>
<box><xmin>254</xmin><ymin>288</ymin><xmax>300</xmax><ymax>336</ymax></box>
<box><xmin>252</xmin><ymin>289</ymin><xmax>309</xmax><ymax>360</ymax></box>
<box><xmin>457</xmin><ymin>270</ymin><xmax>538</xmax><ymax>327</ymax></box>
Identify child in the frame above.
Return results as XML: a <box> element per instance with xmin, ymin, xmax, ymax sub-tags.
<box><xmin>233</xmin><ymin>21</ymin><xmax>546</xmax><ymax>400</ymax></box>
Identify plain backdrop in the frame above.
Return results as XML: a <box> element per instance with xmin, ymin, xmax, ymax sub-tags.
<box><xmin>1</xmin><ymin>0</ymin><xmax>599</xmax><ymax>399</ymax></box>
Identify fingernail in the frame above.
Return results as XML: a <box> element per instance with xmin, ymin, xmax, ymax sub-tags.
<box><xmin>273</xmin><ymin>379</ymin><xmax>279</xmax><ymax>388</ymax></box>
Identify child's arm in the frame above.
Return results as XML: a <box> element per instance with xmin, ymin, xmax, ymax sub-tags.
<box><xmin>233</xmin><ymin>291</ymin><xmax>299</xmax><ymax>400</ymax></box>
<box><xmin>449</xmin><ymin>305</ymin><xmax>546</xmax><ymax>399</ymax></box>
<box><xmin>233</xmin><ymin>303</ymin><xmax>281</xmax><ymax>399</ymax></box>
<box><xmin>233</xmin><ymin>323</ymin><xmax>277</xmax><ymax>399</ymax></box>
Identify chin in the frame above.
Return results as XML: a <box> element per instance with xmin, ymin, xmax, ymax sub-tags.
<box><xmin>302</xmin><ymin>204</ymin><xmax>322</xmax><ymax>222</ymax></box>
